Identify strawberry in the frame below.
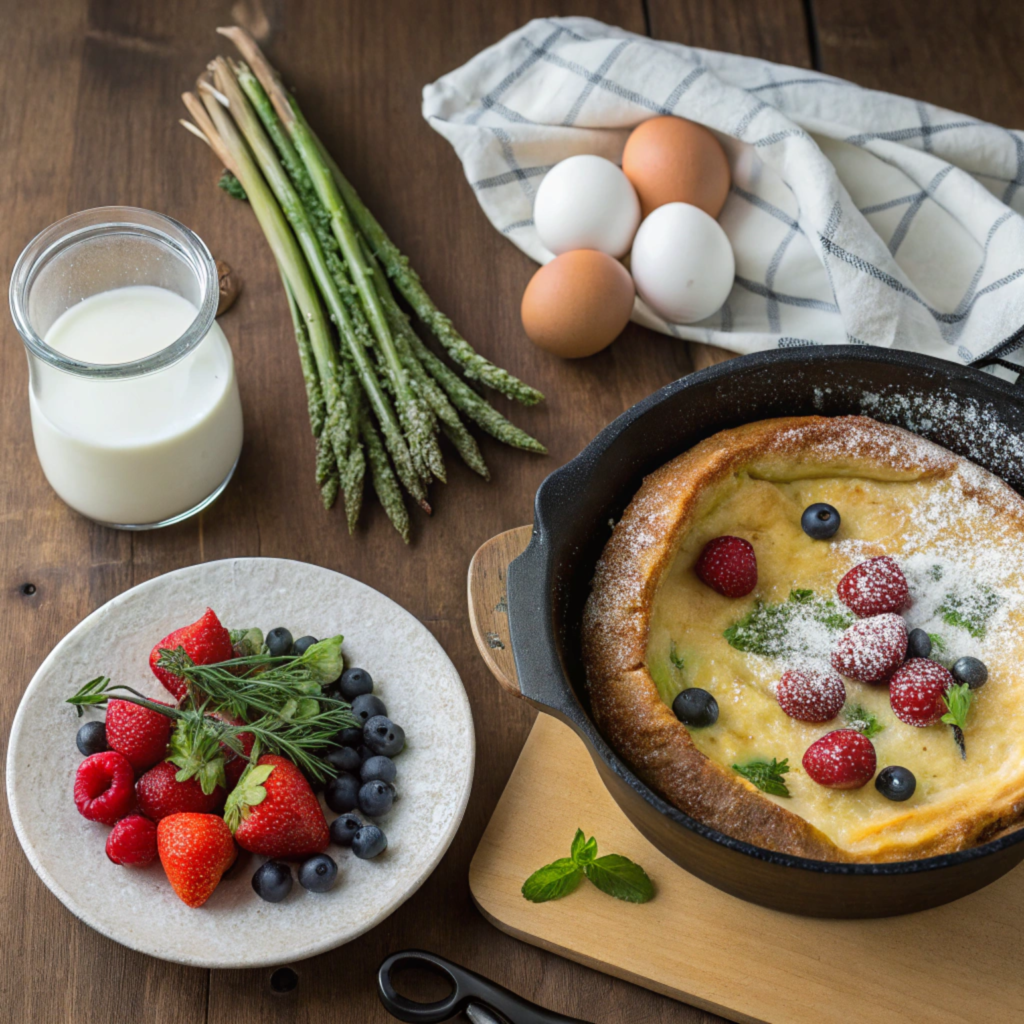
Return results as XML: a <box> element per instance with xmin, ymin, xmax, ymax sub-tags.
<box><xmin>136</xmin><ymin>761</ymin><xmax>226</xmax><ymax>821</ymax></box>
<box><xmin>889</xmin><ymin>658</ymin><xmax>954</xmax><ymax>727</ymax></box>
<box><xmin>831</xmin><ymin>613</ymin><xmax>908</xmax><ymax>683</ymax></box>
<box><xmin>105</xmin><ymin>698</ymin><xmax>173</xmax><ymax>773</ymax></box>
<box><xmin>837</xmin><ymin>556</ymin><xmax>909</xmax><ymax>618</ymax></box>
<box><xmin>802</xmin><ymin>730</ymin><xmax>877</xmax><ymax>789</ymax></box>
<box><xmin>150</xmin><ymin>608</ymin><xmax>233</xmax><ymax>700</ymax></box>
<box><xmin>106</xmin><ymin>813</ymin><xmax>158</xmax><ymax>866</ymax></box>
<box><xmin>695</xmin><ymin>536</ymin><xmax>757</xmax><ymax>598</ymax></box>
<box><xmin>74</xmin><ymin>751</ymin><xmax>135</xmax><ymax>825</ymax></box>
<box><xmin>157</xmin><ymin>813</ymin><xmax>236</xmax><ymax>908</ymax></box>
<box><xmin>225</xmin><ymin>754</ymin><xmax>329</xmax><ymax>859</ymax></box>
<box><xmin>775</xmin><ymin>667</ymin><xmax>846</xmax><ymax>723</ymax></box>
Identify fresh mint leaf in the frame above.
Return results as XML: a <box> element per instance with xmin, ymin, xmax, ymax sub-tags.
<box><xmin>927</xmin><ymin>633</ymin><xmax>946</xmax><ymax>654</ymax></box>
<box><xmin>523</xmin><ymin>831</ymin><xmax>653</xmax><ymax>904</ymax></box>
<box><xmin>583</xmin><ymin>854</ymin><xmax>654</xmax><ymax>904</ymax></box>
<box><xmin>939</xmin><ymin>586</ymin><xmax>1001</xmax><ymax>639</ymax></box>
<box><xmin>723</xmin><ymin>590</ymin><xmax>853</xmax><ymax>657</ymax></box>
<box><xmin>941</xmin><ymin>683</ymin><xmax>972</xmax><ymax>730</ymax></box>
<box><xmin>521</xmin><ymin>858</ymin><xmax>583</xmax><ymax>903</ymax></box>
<box><xmin>733</xmin><ymin>758</ymin><xmax>791</xmax><ymax>797</ymax></box>
<box><xmin>843</xmin><ymin>703</ymin><xmax>884</xmax><ymax>739</ymax></box>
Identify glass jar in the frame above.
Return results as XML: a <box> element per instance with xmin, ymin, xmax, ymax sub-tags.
<box><xmin>9</xmin><ymin>207</ymin><xmax>244</xmax><ymax>529</ymax></box>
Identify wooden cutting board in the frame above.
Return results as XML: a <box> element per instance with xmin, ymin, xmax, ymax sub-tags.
<box><xmin>467</xmin><ymin>528</ymin><xmax>1024</xmax><ymax>1024</ymax></box>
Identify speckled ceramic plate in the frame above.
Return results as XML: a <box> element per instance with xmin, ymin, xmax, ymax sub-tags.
<box><xmin>6</xmin><ymin>557</ymin><xmax>475</xmax><ymax>968</ymax></box>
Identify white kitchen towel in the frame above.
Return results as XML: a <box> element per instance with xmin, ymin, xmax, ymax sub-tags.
<box><xmin>422</xmin><ymin>17</ymin><xmax>1024</xmax><ymax>365</ymax></box>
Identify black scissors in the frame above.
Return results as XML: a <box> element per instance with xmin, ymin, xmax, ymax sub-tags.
<box><xmin>377</xmin><ymin>950</ymin><xmax>593</xmax><ymax>1024</ymax></box>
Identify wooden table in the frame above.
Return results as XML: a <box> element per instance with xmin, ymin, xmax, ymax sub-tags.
<box><xmin>1</xmin><ymin>2</ymin><xmax>1021</xmax><ymax>1021</ymax></box>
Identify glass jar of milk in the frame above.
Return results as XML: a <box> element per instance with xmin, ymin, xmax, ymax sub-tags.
<box><xmin>9</xmin><ymin>208</ymin><xmax>243</xmax><ymax>528</ymax></box>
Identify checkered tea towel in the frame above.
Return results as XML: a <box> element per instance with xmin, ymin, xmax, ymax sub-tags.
<box><xmin>422</xmin><ymin>17</ymin><xmax>1024</xmax><ymax>365</ymax></box>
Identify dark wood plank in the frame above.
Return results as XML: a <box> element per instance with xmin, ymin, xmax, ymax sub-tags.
<box><xmin>811</xmin><ymin>0</ymin><xmax>1024</xmax><ymax>125</ymax></box>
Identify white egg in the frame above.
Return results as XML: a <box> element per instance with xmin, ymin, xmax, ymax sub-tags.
<box><xmin>630</xmin><ymin>202</ymin><xmax>735</xmax><ymax>324</ymax></box>
<box><xmin>533</xmin><ymin>155</ymin><xmax>641</xmax><ymax>258</ymax></box>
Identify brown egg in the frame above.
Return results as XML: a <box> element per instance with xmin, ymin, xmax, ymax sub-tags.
<box><xmin>622</xmin><ymin>116</ymin><xmax>731</xmax><ymax>219</ymax></box>
<box><xmin>521</xmin><ymin>250</ymin><xmax>635</xmax><ymax>359</ymax></box>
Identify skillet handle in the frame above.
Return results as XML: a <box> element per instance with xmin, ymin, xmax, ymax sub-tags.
<box><xmin>974</xmin><ymin>355</ymin><xmax>1024</xmax><ymax>389</ymax></box>
<box><xmin>467</xmin><ymin>525</ymin><xmax>532</xmax><ymax>699</ymax></box>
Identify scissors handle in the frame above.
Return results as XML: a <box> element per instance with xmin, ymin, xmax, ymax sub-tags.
<box><xmin>377</xmin><ymin>950</ymin><xmax>592</xmax><ymax>1024</ymax></box>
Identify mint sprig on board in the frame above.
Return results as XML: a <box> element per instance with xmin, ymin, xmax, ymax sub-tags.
<box><xmin>733</xmin><ymin>757</ymin><xmax>791</xmax><ymax>797</ymax></box>
<box><xmin>522</xmin><ymin>829</ymin><xmax>654</xmax><ymax>905</ymax></box>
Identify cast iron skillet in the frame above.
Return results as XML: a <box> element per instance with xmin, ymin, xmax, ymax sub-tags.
<box><xmin>506</xmin><ymin>346</ymin><xmax>1024</xmax><ymax>918</ymax></box>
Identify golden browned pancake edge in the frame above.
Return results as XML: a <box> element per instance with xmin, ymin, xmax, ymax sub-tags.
<box><xmin>580</xmin><ymin>414</ymin><xmax>1024</xmax><ymax>863</ymax></box>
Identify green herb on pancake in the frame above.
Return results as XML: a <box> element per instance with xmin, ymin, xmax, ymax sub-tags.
<box><xmin>941</xmin><ymin>682</ymin><xmax>972</xmax><ymax>760</ymax></box>
<box><xmin>733</xmin><ymin>758</ymin><xmax>791</xmax><ymax>797</ymax></box>
<box><xmin>939</xmin><ymin>585</ymin><xmax>1002</xmax><ymax>640</ymax></box>
<box><xmin>669</xmin><ymin>641</ymin><xmax>685</xmax><ymax>675</ymax></box>
<box><xmin>723</xmin><ymin>590</ymin><xmax>853</xmax><ymax>658</ymax></box>
<box><xmin>843</xmin><ymin>703</ymin><xmax>885</xmax><ymax>739</ymax></box>
<box><xmin>522</xmin><ymin>828</ymin><xmax>654</xmax><ymax>905</ymax></box>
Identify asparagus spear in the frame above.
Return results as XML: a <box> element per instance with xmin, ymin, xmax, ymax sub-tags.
<box><xmin>359</xmin><ymin>397</ymin><xmax>410</xmax><ymax>543</ymax></box>
<box><xmin>186</xmin><ymin>85</ymin><xmax>358</xmax><ymax>507</ymax></box>
<box><xmin>339</xmin><ymin>356</ymin><xmax>366</xmax><ymax>534</ymax></box>
<box><xmin>217</xmin><ymin>25</ymin><xmax>544</xmax><ymax>407</ymax></box>
<box><xmin>206</xmin><ymin>62</ymin><xmax>428</xmax><ymax>511</ymax></box>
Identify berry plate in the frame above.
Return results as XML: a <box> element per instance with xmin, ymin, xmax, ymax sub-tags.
<box><xmin>6</xmin><ymin>558</ymin><xmax>475</xmax><ymax>968</ymax></box>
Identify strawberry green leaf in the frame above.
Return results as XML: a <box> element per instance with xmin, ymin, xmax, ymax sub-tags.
<box><xmin>521</xmin><ymin>858</ymin><xmax>583</xmax><ymax>903</ymax></box>
<box><xmin>223</xmin><ymin>763</ymin><xmax>274</xmax><ymax>832</ymax></box>
<box><xmin>582</xmin><ymin>854</ymin><xmax>655</xmax><ymax>904</ymax></box>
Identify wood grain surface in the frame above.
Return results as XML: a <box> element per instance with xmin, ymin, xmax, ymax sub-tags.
<box><xmin>0</xmin><ymin>2</ymin><xmax>1018</xmax><ymax>1022</ymax></box>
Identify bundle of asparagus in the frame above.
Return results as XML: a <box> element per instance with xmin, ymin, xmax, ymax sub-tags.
<box><xmin>179</xmin><ymin>28</ymin><xmax>545</xmax><ymax>542</ymax></box>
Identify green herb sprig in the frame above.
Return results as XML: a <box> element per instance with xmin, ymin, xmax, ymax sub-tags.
<box><xmin>939</xmin><ymin>586</ymin><xmax>1002</xmax><ymax>639</ymax></box>
<box><xmin>843</xmin><ymin>703</ymin><xmax>885</xmax><ymax>739</ymax></box>
<box><xmin>942</xmin><ymin>682</ymin><xmax>972</xmax><ymax>760</ymax></box>
<box><xmin>522</xmin><ymin>829</ymin><xmax>654</xmax><ymax>905</ymax></box>
<box><xmin>723</xmin><ymin>590</ymin><xmax>853</xmax><ymax>658</ymax></box>
<box><xmin>733</xmin><ymin>758</ymin><xmax>791</xmax><ymax>797</ymax></box>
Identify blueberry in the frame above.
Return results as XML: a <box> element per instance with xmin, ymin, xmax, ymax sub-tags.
<box><xmin>952</xmin><ymin>656</ymin><xmax>988</xmax><ymax>689</ymax></box>
<box><xmin>801</xmin><ymin>503</ymin><xmax>841</xmax><ymax>540</ymax></box>
<box><xmin>907</xmin><ymin>628</ymin><xmax>932</xmax><ymax>660</ymax></box>
<box><xmin>336</xmin><ymin>727</ymin><xmax>364</xmax><ymax>749</ymax></box>
<box><xmin>364</xmin><ymin>716</ymin><xmax>406</xmax><ymax>757</ymax></box>
<box><xmin>352</xmin><ymin>825</ymin><xmax>387</xmax><ymax>859</ymax></box>
<box><xmin>76</xmin><ymin>720</ymin><xmax>108</xmax><ymax>756</ymax></box>
<box><xmin>672</xmin><ymin>688</ymin><xmax>719</xmax><ymax>728</ymax></box>
<box><xmin>875</xmin><ymin>765</ymin><xmax>916</xmax><ymax>802</ymax></box>
<box><xmin>325</xmin><ymin>745</ymin><xmax>362</xmax><ymax>775</ymax></box>
<box><xmin>291</xmin><ymin>635</ymin><xmax>318</xmax><ymax>656</ymax></box>
<box><xmin>252</xmin><ymin>860</ymin><xmax>293</xmax><ymax>902</ymax></box>
<box><xmin>361</xmin><ymin>755</ymin><xmax>397</xmax><ymax>784</ymax></box>
<box><xmin>358</xmin><ymin>745</ymin><xmax>374</xmax><ymax>763</ymax></box>
<box><xmin>324</xmin><ymin>772</ymin><xmax>361</xmax><ymax>814</ymax></box>
<box><xmin>330</xmin><ymin>812</ymin><xmax>363</xmax><ymax>848</ymax></box>
<box><xmin>298</xmin><ymin>853</ymin><xmax>338</xmax><ymax>893</ymax></box>
<box><xmin>351</xmin><ymin>693</ymin><xmax>387</xmax><ymax>724</ymax></box>
<box><xmin>266</xmin><ymin>627</ymin><xmax>294</xmax><ymax>657</ymax></box>
<box><xmin>358</xmin><ymin>780</ymin><xmax>394</xmax><ymax>817</ymax></box>
<box><xmin>339</xmin><ymin>667</ymin><xmax>374</xmax><ymax>701</ymax></box>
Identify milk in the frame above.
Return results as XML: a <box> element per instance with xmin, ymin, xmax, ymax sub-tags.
<box><xmin>29</xmin><ymin>285</ymin><xmax>243</xmax><ymax>526</ymax></box>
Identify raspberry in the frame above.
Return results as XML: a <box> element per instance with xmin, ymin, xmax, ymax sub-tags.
<box><xmin>775</xmin><ymin>667</ymin><xmax>846</xmax><ymax>723</ymax></box>
<box><xmin>837</xmin><ymin>556</ymin><xmax>908</xmax><ymax>617</ymax></box>
<box><xmin>831</xmin><ymin>613</ymin><xmax>908</xmax><ymax>683</ymax></box>
<box><xmin>105</xmin><ymin>813</ymin><xmax>158</xmax><ymax>866</ymax></box>
<box><xmin>105</xmin><ymin>699</ymin><xmax>173</xmax><ymax>773</ymax></box>
<box><xmin>802</xmin><ymin>730</ymin><xmax>877</xmax><ymax>789</ymax></box>
<box><xmin>74</xmin><ymin>751</ymin><xmax>135</xmax><ymax>825</ymax></box>
<box><xmin>889</xmin><ymin>658</ymin><xmax>954</xmax><ymax>727</ymax></box>
<box><xmin>695</xmin><ymin>536</ymin><xmax>757</xmax><ymax>598</ymax></box>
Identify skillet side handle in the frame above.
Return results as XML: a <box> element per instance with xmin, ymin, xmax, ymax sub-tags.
<box><xmin>467</xmin><ymin>525</ymin><xmax>533</xmax><ymax>699</ymax></box>
<box><xmin>974</xmin><ymin>355</ymin><xmax>1024</xmax><ymax>391</ymax></box>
